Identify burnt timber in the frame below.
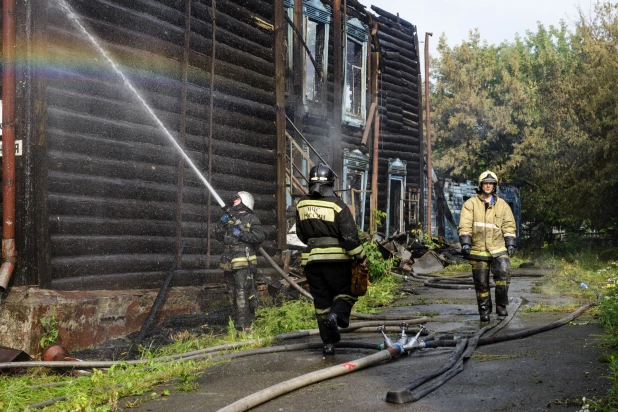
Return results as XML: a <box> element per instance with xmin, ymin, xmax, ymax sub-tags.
<box><xmin>8</xmin><ymin>0</ymin><xmax>423</xmax><ymax>292</ymax></box>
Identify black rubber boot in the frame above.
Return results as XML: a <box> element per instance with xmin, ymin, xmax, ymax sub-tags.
<box><xmin>473</xmin><ymin>268</ymin><xmax>492</xmax><ymax>322</ymax></box>
<box><xmin>496</xmin><ymin>305</ymin><xmax>508</xmax><ymax>317</ymax></box>
<box><xmin>316</xmin><ymin>313</ymin><xmax>341</xmax><ymax>347</ymax></box>
<box><xmin>331</xmin><ymin>299</ymin><xmax>354</xmax><ymax>328</ymax></box>
<box><xmin>322</xmin><ymin>344</ymin><xmax>335</xmax><ymax>356</ymax></box>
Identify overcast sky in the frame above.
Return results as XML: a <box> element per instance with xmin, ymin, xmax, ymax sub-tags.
<box><xmin>356</xmin><ymin>0</ymin><xmax>595</xmax><ymax>59</ymax></box>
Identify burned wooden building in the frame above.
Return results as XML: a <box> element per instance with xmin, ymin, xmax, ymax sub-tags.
<box><xmin>0</xmin><ymin>0</ymin><xmax>423</xmax><ymax>352</ymax></box>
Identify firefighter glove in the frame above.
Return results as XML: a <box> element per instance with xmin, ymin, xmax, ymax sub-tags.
<box><xmin>231</xmin><ymin>226</ymin><xmax>242</xmax><ymax>237</ymax></box>
<box><xmin>462</xmin><ymin>244</ymin><xmax>470</xmax><ymax>256</ymax></box>
<box><xmin>507</xmin><ymin>245</ymin><xmax>515</xmax><ymax>257</ymax></box>
<box><xmin>220</xmin><ymin>214</ymin><xmax>231</xmax><ymax>224</ymax></box>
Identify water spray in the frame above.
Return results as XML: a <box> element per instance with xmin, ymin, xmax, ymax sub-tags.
<box><xmin>58</xmin><ymin>0</ymin><xmax>226</xmax><ymax>209</ymax></box>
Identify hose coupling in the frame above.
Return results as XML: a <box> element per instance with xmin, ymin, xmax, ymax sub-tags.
<box><xmin>378</xmin><ymin>325</ymin><xmax>394</xmax><ymax>348</ymax></box>
<box><xmin>403</xmin><ymin>325</ymin><xmax>427</xmax><ymax>352</ymax></box>
<box><xmin>397</xmin><ymin>322</ymin><xmax>409</xmax><ymax>346</ymax></box>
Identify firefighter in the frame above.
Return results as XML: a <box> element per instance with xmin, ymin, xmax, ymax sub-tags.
<box><xmin>458</xmin><ymin>171</ymin><xmax>517</xmax><ymax>322</ymax></box>
<box><xmin>217</xmin><ymin>191</ymin><xmax>265</xmax><ymax>331</ymax></box>
<box><xmin>295</xmin><ymin>164</ymin><xmax>366</xmax><ymax>355</ymax></box>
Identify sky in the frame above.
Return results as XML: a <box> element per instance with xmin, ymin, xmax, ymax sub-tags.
<box><xmin>356</xmin><ymin>0</ymin><xmax>595</xmax><ymax>58</ymax></box>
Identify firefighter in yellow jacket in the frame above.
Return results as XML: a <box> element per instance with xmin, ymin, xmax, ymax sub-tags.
<box><xmin>458</xmin><ymin>171</ymin><xmax>517</xmax><ymax>322</ymax></box>
<box><xmin>295</xmin><ymin>164</ymin><xmax>365</xmax><ymax>355</ymax></box>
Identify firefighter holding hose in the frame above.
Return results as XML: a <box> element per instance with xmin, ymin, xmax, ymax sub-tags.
<box><xmin>295</xmin><ymin>164</ymin><xmax>366</xmax><ymax>355</ymax></box>
<box><xmin>458</xmin><ymin>171</ymin><xmax>517</xmax><ymax>323</ymax></box>
<box><xmin>217</xmin><ymin>191</ymin><xmax>265</xmax><ymax>332</ymax></box>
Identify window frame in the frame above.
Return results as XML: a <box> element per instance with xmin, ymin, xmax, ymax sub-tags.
<box><xmin>386</xmin><ymin>158</ymin><xmax>407</xmax><ymax>236</ymax></box>
<box><xmin>342</xmin><ymin>17</ymin><xmax>368</xmax><ymax>127</ymax></box>
<box><xmin>301</xmin><ymin>0</ymin><xmax>330</xmax><ymax>112</ymax></box>
<box><xmin>342</xmin><ymin>149</ymin><xmax>370</xmax><ymax>231</ymax></box>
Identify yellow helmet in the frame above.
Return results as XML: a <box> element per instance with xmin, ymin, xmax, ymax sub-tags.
<box><xmin>478</xmin><ymin>171</ymin><xmax>498</xmax><ymax>193</ymax></box>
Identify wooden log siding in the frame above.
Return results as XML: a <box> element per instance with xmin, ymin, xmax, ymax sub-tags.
<box><xmin>43</xmin><ymin>0</ymin><xmax>277</xmax><ymax>290</ymax></box>
<box><xmin>371</xmin><ymin>9</ymin><xmax>422</xmax><ymax>231</ymax></box>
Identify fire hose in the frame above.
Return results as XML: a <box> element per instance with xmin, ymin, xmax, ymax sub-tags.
<box><xmin>16</xmin><ymin>302</ymin><xmax>594</xmax><ymax>410</ymax></box>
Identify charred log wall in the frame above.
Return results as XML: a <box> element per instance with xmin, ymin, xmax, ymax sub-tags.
<box><xmin>44</xmin><ymin>0</ymin><xmax>276</xmax><ymax>290</ymax></box>
<box><xmin>372</xmin><ymin>7</ymin><xmax>422</xmax><ymax>226</ymax></box>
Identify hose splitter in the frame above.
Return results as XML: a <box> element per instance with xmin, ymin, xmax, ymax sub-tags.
<box><xmin>379</xmin><ymin>323</ymin><xmax>427</xmax><ymax>353</ymax></box>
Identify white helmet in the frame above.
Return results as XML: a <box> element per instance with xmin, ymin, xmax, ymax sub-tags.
<box><xmin>236</xmin><ymin>191</ymin><xmax>254</xmax><ymax>211</ymax></box>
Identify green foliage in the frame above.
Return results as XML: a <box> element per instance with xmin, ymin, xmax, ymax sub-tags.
<box><xmin>362</xmin><ymin>239</ymin><xmax>393</xmax><ymax>281</ymax></box>
<box><xmin>360</xmin><ymin>210</ymin><xmax>394</xmax><ymax>281</ymax></box>
<box><xmin>253</xmin><ymin>299</ymin><xmax>315</xmax><ymax>336</ymax></box>
<box><xmin>587</xmin><ymin>355</ymin><xmax>618</xmax><ymax>411</ymax></box>
<box><xmin>39</xmin><ymin>311</ymin><xmax>60</xmax><ymax>349</ymax></box>
<box><xmin>353</xmin><ymin>275</ymin><xmax>400</xmax><ymax>314</ymax></box>
<box><xmin>431</xmin><ymin>2</ymin><xmax>618</xmax><ymax>232</ymax></box>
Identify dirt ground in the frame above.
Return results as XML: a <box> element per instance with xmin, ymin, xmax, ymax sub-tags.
<box><xmin>118</xmin><ymin>268</ymin><xmax>609</xmax><ymax>412</ymax></box>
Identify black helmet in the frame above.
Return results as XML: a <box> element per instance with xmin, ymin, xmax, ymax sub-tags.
<box><xmin>308</xmin><ymin>163</ymin><xmax>335</xmax><ymax>197</ymax></box>
<box><xmin>309</xmin><ymin>163</ymin><xmax>335</xmax><ymax>186</ymax></box>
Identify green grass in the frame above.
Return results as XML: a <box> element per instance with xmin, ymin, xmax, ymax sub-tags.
<box><xmin>524</xmin><ymin>249</ymin><xmax>618</xmax><ymax>410</ymax></box>
<box><xmin>0</xmin><ymin>274</ymin><xmax>404</xmax><ymax>411</ymax></box>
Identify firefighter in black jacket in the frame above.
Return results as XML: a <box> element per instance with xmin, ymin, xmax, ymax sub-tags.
<box><xmin>295</xmin><ymin>164</ymin><xmax>365</xmax><ymax>355</ymax></box>
<box><xmin>217</xmin><ymin>191</ymin><xmax>265</xmax><ymax>331</ymax></box>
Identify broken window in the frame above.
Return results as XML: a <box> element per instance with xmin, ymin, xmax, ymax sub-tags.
<box><xmin>343</xmin><ymin>18</ymin><xmax>368</xmax><ymax>126</ymax></box>
<box><xmin>342</xmin><ymin>149</ymin><xmax>370</xmax><ymax>231</ymax></box>
<box><xmin>304</xmin><ymin>18</ymin><xmax>325</xmax><ymax>102</ymax></box>
<box><xmin>284</xmin><ymin>1</ymin><xmax>294</xmax><ymax>95</ymax></box>
<box><xmin>302</xmin><ymin>0</ymin><xmax>330</xmax><ymax>109</ymax></box>
<box><xmin>386</xmin><ymin>158</ymin><xmax>407</xmax><ymax>236</ymax></box>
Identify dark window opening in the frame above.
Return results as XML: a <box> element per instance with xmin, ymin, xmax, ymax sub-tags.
<box><xmin>304</xmin><ymin>18</ymin><xmax>326</xmax><ymax>103</ymax></box>
<box><xmin>389</xmin><ymin>178</ymin><xmax>403</xmax><ymax>234</ymax></box>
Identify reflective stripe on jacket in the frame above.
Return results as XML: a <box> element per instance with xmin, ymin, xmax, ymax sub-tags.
<box><xmin>458</xmin><ymin>194</ymin><xmax>516</xmax><ymax>260</ymax></box>
<box><xmin>295</xmin><ymin>196</ymin><xmax>365</xmax><ymax>266</ymax></box>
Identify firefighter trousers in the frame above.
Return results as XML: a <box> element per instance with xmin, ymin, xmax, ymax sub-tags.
<box><xmin>224</xmin><ymin>267</ymin><xmax>258</xmax><ymax>330</ymax></box>
<box><xmin>304</xmin><ymin>261</ymin><xmax>358</xmax><ymax>330</ymax></box>
<box><xmin>471</xmin><ymin>257</ymin><xmax>511</xmax><ymax>315</ymax></box>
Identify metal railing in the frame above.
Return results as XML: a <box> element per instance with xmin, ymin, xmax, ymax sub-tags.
<box><xmin>285</xmin><ymin>116</ymin><xmax>337</xmax><ymax>199</ymax></box>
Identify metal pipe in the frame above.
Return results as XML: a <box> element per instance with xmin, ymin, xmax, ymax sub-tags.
<box><xmin>275</xmin><ymin>0</ymin><xmax>287</xmax><ymax>249</ymax></box>
<box><xmin>0</xmin><ymin>0</ymin><xmax>18</xmax><ymax>292</ymax></box>
<box><xmin>369</xmin><ymin>40</ymin><xmax>379</xmax><ymax>232</ymax></box>
<box><xmin>371</xmin><ymin>102</ymin><xmax>380</xmax><ymax>233</ymax></box>
<box><xmin>424</xmin><ymin>32</ymin><xmax>433</xmax><ymax>238</ymax></box>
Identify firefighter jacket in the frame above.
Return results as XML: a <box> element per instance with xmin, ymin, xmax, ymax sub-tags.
<box><xmin>458</xmin><ymin>194</ymin><xmax>516</xmax><ymax>260</ymax></box>
<box><xmin>295</xmin><ymin>194</ymin><xmax>365</xmax><ymax>266</ymax></box>
<box><xmin>216</xmin><ymin>204</ymin><xmax>265</xmax><ymax>270</ymax></box>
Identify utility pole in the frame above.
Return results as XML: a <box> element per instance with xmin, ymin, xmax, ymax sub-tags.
<box><xmin>424</xmin><ymin>32</ymin><xmax>433</xmax><ymax>239</ymax></box>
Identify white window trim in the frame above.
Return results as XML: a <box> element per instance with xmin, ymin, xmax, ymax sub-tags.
<box><xmin>386</xmin><ymin>158</ymin><xmax>407</xmax><ymax>236</ymax></box>
<box><xmin>301</xmin><ymin>0</ymin><xmax>330</xmax><ymax>110</ymax></box>
<box><xmin>342</xmin><ymin>149</ymin><xmax>370</xmax><ymax>231</ymax></box>
<box><xmin>342</xmin><ymin>18</ymin><xmax>368</xmax><ymax>127</ymax></box>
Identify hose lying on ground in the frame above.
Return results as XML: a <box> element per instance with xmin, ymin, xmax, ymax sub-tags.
<box><xmin>0</xmin><ymin>319</ymin><xmax>426</xmax><ymax>370</ymax></box>
<box><xmin>385</xmin><ymin>299</ymin><xmax>520</xmax><ymax>403</ymax></box>
<box><xmin>24</xmin><ymin>341</ymin><xmax>382</xmax><ymax>410</ymax></box>
<box><xmin>216</xmin><ymin>345</ymin><xmax>406</xmax><ymax>412</ymax></box>
<box><xmin>215</xmin><ymin>301</ymin><xmax>595</xmax><ymax>410</ymax></box>
<box><xmin>392</xmin><ymin>270</ymin><xmax>545</xmax><ymax>289</ymax></box>
<box><xmin>386</xmin><ymin>301</ymin><xmax>596</xmax><ymax>403</ymax></box>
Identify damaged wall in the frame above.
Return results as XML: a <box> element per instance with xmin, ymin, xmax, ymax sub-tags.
<box><xmin>12</xmin><ymin>0</ymin><xmax>278</xmax><ymax>290</ymax></box>
<box><xmin>0</xmin><ymin>285</ymin><xmax>228</xmax><ymax>354</ymax></box>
